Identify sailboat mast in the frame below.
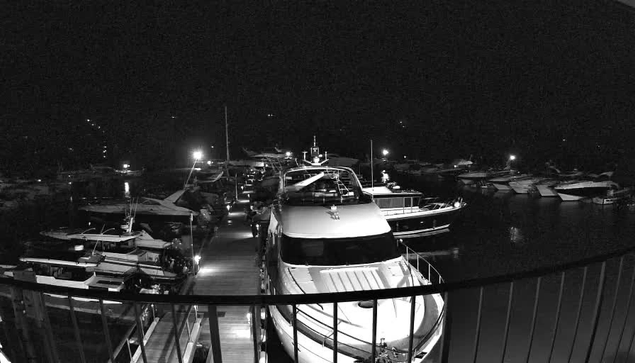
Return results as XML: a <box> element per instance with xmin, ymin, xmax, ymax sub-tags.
<box><xmin>225</xmin><ymin>105</ymin><xmax>230</xmax><ymax>163</ymax></box>
<box><xmin>370</xmin><ymin>139</ymin><xmax>374</xmax><ymax>189</ymax></box>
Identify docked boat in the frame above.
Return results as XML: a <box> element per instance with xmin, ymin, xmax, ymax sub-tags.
<box><xmin>79</xmin><ymin>188</ymin><xmax>214</xmax><ymax>224</ymax></box>
<box><xmin>592</xmin><ymin>187</ymin><xmax>632</xmax><ymax>205</ymax></box>
<box><xmin>554</xmin><ymin>179</ymin><xmax>620</xmax><ymax>201</ymax></box>
<box><xmin>2</xmin><ymin>253</ymin><xmax>127</xmax><ymax>303</ymax></box>
<box><xmin>457</xmin><ymin>169</ymin><xmax>509</xmax><ymax>186</ymax></box>
<box><xmin>363</xmin><ymin>183</ymin><xmax>466</xmax><ymax>238</ymax></box>
<box><xmin>487</xmin><ymin>173</ymin><xmax>528</xmax><ymax>191</ymax></box>
<box><xmin>508</xmin><ymin>176</ymin><xmax>548</xmax><ymax>194</ymax></box>
<box><xmin>37</xmin><ymin>218</ymin><xmax>189</xmax><ymax>286</ymax></box>
<box><xmin>264</xmin><ymin>140</ymin><xmax>445</xmax><ymax>363</ymax></box>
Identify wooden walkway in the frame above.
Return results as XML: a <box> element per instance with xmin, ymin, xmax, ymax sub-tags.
<box><xmin>139</xmin><ymin>199</ymin><xmax>261</xmax><ymax>363</ymax></box>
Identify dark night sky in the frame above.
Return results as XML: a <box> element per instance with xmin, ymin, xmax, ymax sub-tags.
<box><xmin>2</xmin><ymin>1</ymin><xmax>635</xmax><ymax>172</ymax></box>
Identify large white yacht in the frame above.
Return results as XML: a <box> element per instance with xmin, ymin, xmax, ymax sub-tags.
<box><xmin>264</xmin><ymin>140</ymin><xmax>445</xmax><ymax>362</ymax></box>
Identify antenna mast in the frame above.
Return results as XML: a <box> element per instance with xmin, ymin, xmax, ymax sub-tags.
<box><xmin>225</xmin><ymin>105</ymin><xmax>230</xmax><ymax>163</ymax></box>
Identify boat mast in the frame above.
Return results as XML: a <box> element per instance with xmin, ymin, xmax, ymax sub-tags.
<box><xmin>225</xmin><ymin>105</ymin><xmax>230</xmax><ymax>164</ymax></box>
<box><xmin>370</xmin><ymin>139</ymin><xmax>374</xmax><ymax>189</ymax></box>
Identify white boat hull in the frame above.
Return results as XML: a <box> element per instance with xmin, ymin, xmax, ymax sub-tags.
<box><xmin>490</xmin><ymin>182</ymin><xmax>512</xmax><ymax>191</ymax></box>
<box><xmin>557</xmin><ymin>192</ymin><xmax>586</xmax><ymax>201</ymax></box>
<box><xmin>537</xmin><ymin>184</ymin><xmax>559</xmax><ymax>197</ymax></box>
<box><xmin>269</xmin><ymin>295</ymin><xmax>443</xmax><ymax>363</ymax></box>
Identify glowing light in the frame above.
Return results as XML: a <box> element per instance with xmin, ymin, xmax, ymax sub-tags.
<box><xmin>207</xmin><ymin>160</ymin><xmax>212</xmax><ymax>166</ymax></box>
<box><xmin>197</xmin><ymin>266</ymin><xmax>215</xmax><ymax>276</ymax></box>
<box><xmin>37</xmin><ymin>179</ymin><xmax>42</xmax><ymax>182</ymax></box>
<box><xmin>382</xmin><ymin>149</ymin><xmax>389</xmax><ymax>157</ymax></box>
<box><xmin>123</xmin><ymin>163</ymin><xmax>129</xmax><ymax>169</ymax></box>
<box><xmin>124</xmin><ymin>182</ymin><xmax>130</xmax><ymax>198</ymax></box>
<box><xmin>285</xmin><ymin>151</ymin><xmax>291</xmax><ymax>157</ymax></box>
<box><xmin>192</xmin><ymin>150</ymin><xmax>203</xmax><ymax>160</ymax></box>
<box><xmin>194</xmin><ymin>255</ymin><xmax>201</xmax><ymax>264</ymax></box>
<box><xmin>509</xmin><ymin>155</ymin><xmax>516</xmax><ymax>161</ymax></box>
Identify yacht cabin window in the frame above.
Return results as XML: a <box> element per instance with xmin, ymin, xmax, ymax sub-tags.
<box><xmin>280</xmin><ymin>232</ymin><xmax>400</xmax><ymax>266</ymax></box>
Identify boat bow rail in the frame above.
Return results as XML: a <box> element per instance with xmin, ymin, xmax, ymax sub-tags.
<box><xmin>2</xmin><ymin>243</ymin><xmax>635</xmax><ymax>362</ymax></box>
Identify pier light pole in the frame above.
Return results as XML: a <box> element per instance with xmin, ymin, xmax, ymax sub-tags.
<box><xmin>185</xmin><ymin>150</ymin><xmax>203</xmax><ymax>188</ymax></box>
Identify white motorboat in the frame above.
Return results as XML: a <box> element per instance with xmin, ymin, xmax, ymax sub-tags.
<box><xmin>531</xmin><ymin>169</ymin><xmax>584</xmax><ymax>197</ymax></box>
<box><xmin>554</xmin><ymin>180</ymin><xmax>620</xmax><ymax>201</ymax></box>
<box><xmin>363</xmin><ymin>183</ymin><xmax>466</xmax><ymax>238</ymax></box>
<box><xmin>38</xmin><ymin>218</ymin><xmax>189</xmax><ymax>284</ymax></box>
<box><xmin>2</xmin><ymin>254</ymin><xmax>127</xmax><ymax>303</ymax></box>
<box><xmin>457</xmin><ymin>169</ymin><xmax>509</xmax><ymax>185</ymax></box>
<box><xmin>265</xmin><ymin>140</ymin><xmax>444</xmax><ymax>363</ymax></box>
<box><xmin>508</xmin><ymin>176</ymin><xmax>548</xmax><ymax>194</ymax></box>
<box><xmin>487</xmin><ymin>173</ymin><xmax>529</xmax><ymax>191</ymax></box>
<box><xmin>79</xmin><ymin>189</ymin><xmax>213</xmax><ymax>224</ymax></box>
<box><xmin>534</xmin><ymin>179</ymin><xmax>560</xmax><ymax>197</ymax></box>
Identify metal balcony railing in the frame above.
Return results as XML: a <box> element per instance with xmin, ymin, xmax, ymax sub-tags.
<box><xmin>2</xmin><ymin>243</ymin><xmax>635</xmax><ymax>363</ymax></box>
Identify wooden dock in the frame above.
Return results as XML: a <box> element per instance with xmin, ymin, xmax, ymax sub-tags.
<box><xmin>138</xmin><ymin>200</ymin><xmax>261</xmax><ymax>363</ymax></box>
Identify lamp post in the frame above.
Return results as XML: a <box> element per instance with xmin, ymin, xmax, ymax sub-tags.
<box><xmin>185</xmin><ymin>150</ymin><xmax>203</xmax><ymax>188</ymax></box>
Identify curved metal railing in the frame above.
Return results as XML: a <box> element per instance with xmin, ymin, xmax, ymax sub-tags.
<box><xmin>2</xmin><ymin>242</ymin><xmax>635</xmax><ymax>362</ymax></box>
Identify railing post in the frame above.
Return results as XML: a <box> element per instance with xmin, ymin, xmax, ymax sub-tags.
<box><xmin>292</xmin><ymin>304</ymin><xmax>299</xmax><ymax>362</ymax></box>
<box><xmin>333</xmin><ymin>302</ymin><xmax>338</xmax><ymax>363</ymax></box>
<box><xmin>440</xmin><ymin>291</ymin><xmax>452</xmax><ymax>363</ymax></box>
<box><xmin>472</xmin><ymin>287</ymin><xmax>485</xmax><ymax>363</ymax></box>
<box><xmin>208</xmin><ymin>305</ymin><xmax>223</xmax><ymax>363</ymax></box>
<box><xmin>133</xmin><ymin>302</ymin><xmax>148</xmax><ymax>363</ymax></box>
<box><xmin>99</xmin><ymin>299</ymin><xmax>115</xmax><ymax>363</ymax></box>
<box><xmin>613</xmin><ymin>262</ymin><xmax>635</xmax><ymax>363</ymax></box>
<box><xmin>500</xmin><ymin>281</ymin><xmax>514</xmax><ymax>363</ymax></box>
<box><xmin>525</xmin><ymin>277</ymin><xmax>542</xmax><ymax>363</ymax></box>
<box><xmin>371</xmin><ymin>299</ymin><xmax>378</xmax><ymax>362</ymax></box>
<box><xmin>67</xmin><ymin>295</ymin><xmax>87</xmax><ymax>363</ymax></box>
<box><xmin>566</xmin><ymin>267</ymin><xmax>588</xmax><ymax>363</ymax></box>
<box><xmin>599</xmin><ymin>256</ymin><xmax>624</xmax><ymax>361</ymax></box>
<box><xmin>170</xmin><ymin>304</ymin><xmax>184</xmax><ymax>363</ymax></box>
<box><xmin>584</xmin><ymin>261</ymin><xmax>607</xmax><ymax>363</ymax></box>
<box><xmin>407</xmin><ymin>295</ymin><xmax>417</xmax><ymax>362</ymax></box>
<box><xmin>547</xmin><ymin>271</ymin><xmax>566</xmax><ymax>362</ymax></box>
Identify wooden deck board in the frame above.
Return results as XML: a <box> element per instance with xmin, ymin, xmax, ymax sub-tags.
<box><xmin>142</xmin><ymin>201</ymin><xmax>260</xmax><ymax>363</ymax></box>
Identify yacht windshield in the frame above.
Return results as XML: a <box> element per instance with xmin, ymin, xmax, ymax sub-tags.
<box><xmin>280</xmin><ymin>232</ymin><xmax>400</xmax><ymax>266</ymax></box>
<box><xmin>284</xmin><ymin>169</ymin><xmax>365</xmax><ymax>205</ymax></box>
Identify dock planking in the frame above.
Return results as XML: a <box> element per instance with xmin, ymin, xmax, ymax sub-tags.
<box><xmin>128</xmin><ymin>201</ymin><xmax>262</xmax><ymax>363</ymax></box>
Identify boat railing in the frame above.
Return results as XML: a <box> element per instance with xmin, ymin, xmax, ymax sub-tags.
<box><xmin>5</xmin><ymin>243</ymin><xmax>635</xmax><ymax>362</ymax></box>
<box><xmin>400</xmin><ymin>240</ymin><xmax>445</xmax><ymax>284</ymax></box>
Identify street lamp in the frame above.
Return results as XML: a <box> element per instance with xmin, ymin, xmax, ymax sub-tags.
<box><xmin>509</xmin><ymin>155</ymin><xmax>516</xmax><ymax>161</ymax></box>
<box><xmin>185</xmin><ymin>150</ymin><xmax>203</xmax><ymax>188</ymax></box>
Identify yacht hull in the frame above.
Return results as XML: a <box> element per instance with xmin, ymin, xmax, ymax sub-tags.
<box><xmin>537</xmin><ymin>184</ymin><xmax>559</xmax><ymax>197</ymax></box>
<box><xmin>490</xmin><ymin>182</ymin><xmax>512</xmax><ymax>191</ymax></box>
<box><xmin>385</xmin><ymin>206</ymin><xmax>463</xmax><ymax>238</ymax></box>
<box><xmin>269</xmin><ymin>294</ymin><xmax>444</xmax><ymax>363</ymax></box>
<box><xmin>555</xmin><ymin>186</ymin><xmax>615</xmax><ymax>202</ymax></box>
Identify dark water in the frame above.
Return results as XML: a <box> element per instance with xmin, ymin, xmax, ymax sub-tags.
<box><xmin>394</xmin><ymin>174</ymin><xmax>635</xmax><ymax>282</ymax></box>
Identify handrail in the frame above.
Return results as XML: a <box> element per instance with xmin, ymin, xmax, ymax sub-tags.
<box><xmin>3</xmin><ymin>241</ymin><xmax>635</xmax><ymax>304</ymax></box>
